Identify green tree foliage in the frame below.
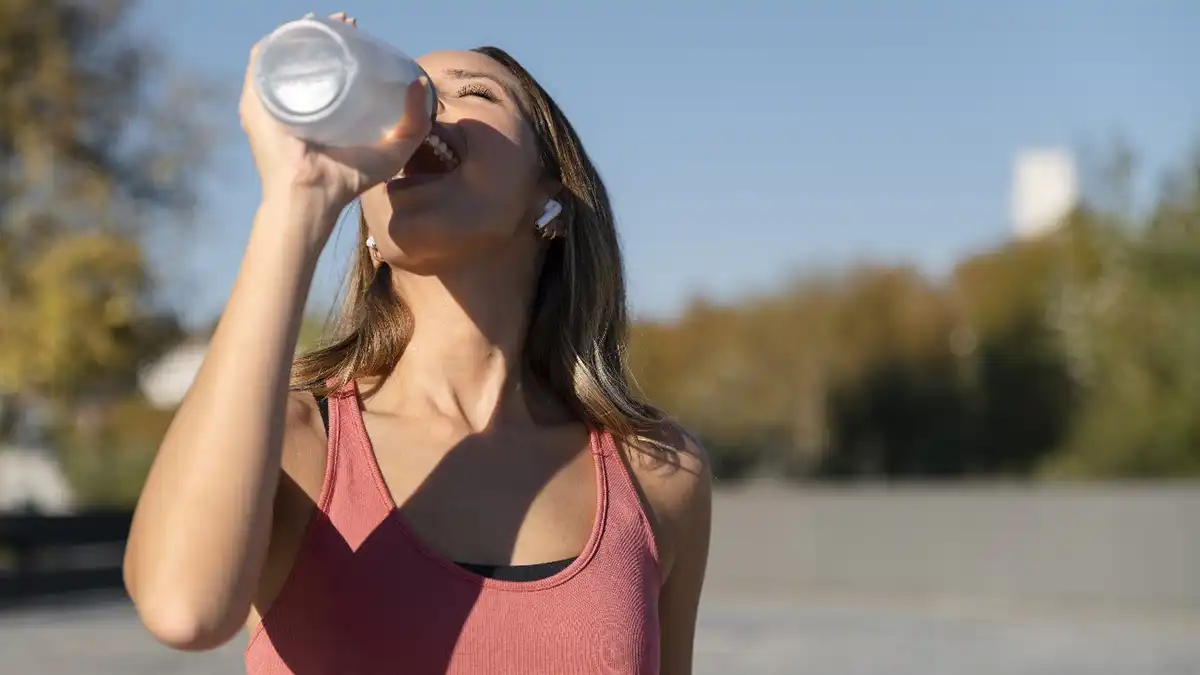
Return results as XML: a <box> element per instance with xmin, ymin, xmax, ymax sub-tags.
<box><xmin>0</xmin><ymin>0</ymin><xmax>209</xmax><ymax>423</ymax></box>
<box><xmin>0</xmin><ymin>0</ymin><xmax>215</xmax><ymax>510</ymax></box>
<box><xmin>56</xmin><ymin>394</ymin><xmax>175</xmax><ymax>506</ymax></box>
<box><xmin>297</xmin><ymin>313</ymin><xmax>334</xmax><ymax>354</ymax></box>
<box><xmin>632</xmin><ymin>153</ymin><xmax>1200</xmax><ymax>481</ymax></box>
<box><xmin>1044</xmin><ymin>162</ymin><xmax>1200</xmax><ymax>477</ymax></box>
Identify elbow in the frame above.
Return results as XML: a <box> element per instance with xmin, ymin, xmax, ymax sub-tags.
<box><xmin>131</xmin><ymin>595</ymin><xmax>244</xmax><ymax>651</ymax></box>
<box><xmin>124</xmin><ymin>561</ymin><xmax>244</xmax><ymax>651</ymax></box>
<box><xmin>143</xmin><ymin>613</ymin><xmax>235</xmax><ymax>651</ymax></box>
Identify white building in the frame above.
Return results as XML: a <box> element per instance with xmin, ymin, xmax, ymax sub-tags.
<box><xmin>138</xmin><ymin>340</ymin><xmax>208</xmax><ymax>410</ymax></box>
<box><xmin>0</xmin><ymin>445</ymin><xmax>75</xmax><ymax>514</ymax></box>
<box><xmin>1011</xmin><ymin>149</ymin><xmax>1079</xmax><ymax>239</ymax></box>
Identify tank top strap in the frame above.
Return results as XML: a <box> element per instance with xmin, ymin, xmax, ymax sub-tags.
<box><xmin>588</xmin><ymin>424</ymin><xmax>610</xmax><ymax>456</ymax></box>
<box><xmin>316</xmin><ymin>380</ymin><xmax>395</xmax><ymax>549</ymax></box>
<box><xmin>589</xmin><ymin>427</ymin><xmax>663</xmax><ymax>569</ymax></box>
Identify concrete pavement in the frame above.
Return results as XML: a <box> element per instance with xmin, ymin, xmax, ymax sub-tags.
<box><xmin>2</xmin><ymin>594</ymin><xmax>1198</xmax><ymax>674</ymax></box>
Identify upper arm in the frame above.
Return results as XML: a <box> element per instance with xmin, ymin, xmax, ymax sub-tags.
<box><xmin>244</xmin><ymin>390</ymin><xmax>328</xmax><ymax>634</ymax></box>
<box><xmin>125</xmin><ymin>389</ymin><xmax>328</xmax><ymax>651</ymax></box>
<box><xmin>280</xmin><ymin>390</ymin><xmax>328</xmax><ymax>479</ymax></box>
<box><xmin>627</xmin><ymin>423</ymin><xmax>713</xmax><ymax>675</ymax></box>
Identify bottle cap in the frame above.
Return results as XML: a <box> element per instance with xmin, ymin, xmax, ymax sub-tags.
<box><xmin>255</xmin><ymin>18</ymin><xmax>355</xmax><ymax>123</ymax></box>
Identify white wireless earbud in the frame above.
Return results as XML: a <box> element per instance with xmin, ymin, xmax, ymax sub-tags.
<box><xmin>535</xmin><ymin>199</ymin><xmax>563</xmax><ymax>230</ymax></box>
<box><xmin>365</xmin><ymin>235</ymin><xmax>377</xmax><ymax>250</ymax></box>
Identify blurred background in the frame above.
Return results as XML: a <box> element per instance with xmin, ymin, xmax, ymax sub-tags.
<box><xmin>1</xmin><ymin>1</ymin><xmax>1199</xmax><ymax>673</ymax></box>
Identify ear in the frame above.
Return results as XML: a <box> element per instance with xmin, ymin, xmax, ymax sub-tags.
<box><xmin>364</xmin><ymin>233</ymin><xmax>385</xmax><ymax>268</ymax></box>
<box><xmin>534</xmin><ymin>199</ymin><xmax>564</xmax><ymax>239</ymax></box>
<box><xmin>539</xmin><ymin>177</ymin><xmax>563</xmax><ymax>201</ymax></box>
<box><xmin>534</xmin><ymin>178</ymin><xmax>566</xmax><ymax>239</ymax></box>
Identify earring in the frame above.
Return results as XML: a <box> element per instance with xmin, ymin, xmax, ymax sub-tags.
<box><xmin>534</xmin><ymin>199</ymin><xmax>563</xmax><ymax>239</ymax></box>
<box><xmin>365</xmin><ymin>235</ymin><xmax>377</xmax><ymax>250</ymax></box>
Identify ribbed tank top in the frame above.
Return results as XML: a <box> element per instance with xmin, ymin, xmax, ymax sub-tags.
<box><xmin>245</xmin><ymin>382</ymin><xmax>663</xmax><ymax>674</ymax></box>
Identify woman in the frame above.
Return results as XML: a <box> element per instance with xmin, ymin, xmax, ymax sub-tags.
<box><xmin>124</xmin><ymin>13</ymin><xmax>711</xmax><ymax>675</ymax></box>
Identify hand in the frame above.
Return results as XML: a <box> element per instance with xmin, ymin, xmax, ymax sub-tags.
<box><xmin>238</xmin><ymin>12</ymin><xmax>432</xmax><ymax>229</ymax></box>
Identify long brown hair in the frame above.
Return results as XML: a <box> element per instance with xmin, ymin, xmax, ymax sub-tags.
<box><xmin>291</xmin><ymin>46</ymin><xmax>666</xmax><ymax>446</ymax></box>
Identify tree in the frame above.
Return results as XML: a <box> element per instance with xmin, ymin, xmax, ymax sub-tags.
<box><xmin>0</xmin><ymin>0</ymin><xmax>211</xmax><ymax>434</ymax></box>
<box><xmin>1045</xmin><ymin>155</ymin><xmax>1200</xmax><ymax>477</ymax></box>
<box><xmin>627</xmin><ymin>146</ymin><xmax>1200</xmax><ymax>482</ymax></box>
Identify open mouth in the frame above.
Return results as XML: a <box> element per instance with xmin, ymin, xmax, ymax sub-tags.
<box><xmin>393</xmin><ymin>131</ymin><xmax>461</xmax><ymax>182</ymax></box>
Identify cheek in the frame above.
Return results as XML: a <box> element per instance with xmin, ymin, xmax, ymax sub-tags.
<box><xmin>461</xmin><ymin>129</ymin><xmax>541</xmax><ymax>220</ymax></box>
<box><xmin>359</xmin><ymin>187</ymin><xmax>392</xmax><ymax>229</ymax></box>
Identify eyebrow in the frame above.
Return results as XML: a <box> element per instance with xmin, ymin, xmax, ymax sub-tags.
<box><xmin>443</xmin><ymin>68</ymin><xmax>523</xmax><ymax>105</ymax></box>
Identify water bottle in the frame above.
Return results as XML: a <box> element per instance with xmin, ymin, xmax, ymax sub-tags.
<box><xmin>253</xmin><ymin>14</ymin><xmax>436</xmax><ymax>147</ymax></box>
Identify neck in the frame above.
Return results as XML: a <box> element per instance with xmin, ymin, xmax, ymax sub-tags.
<box><xmin>369</xmin><ymin>255</ymin><xmax>548</xmax><ymax>432</ymax></box>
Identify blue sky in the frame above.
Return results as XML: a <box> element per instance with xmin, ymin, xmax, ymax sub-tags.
<box><xmin>131</xmin><ymin>1</ymin><xmax>1199</xmax><ymax>328</ymax></box>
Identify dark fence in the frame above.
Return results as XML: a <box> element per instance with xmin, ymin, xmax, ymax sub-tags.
<box><xmin>0</xmin><ymin>510</ymin><xmax>132</xmax><ymax>604</ymax></box>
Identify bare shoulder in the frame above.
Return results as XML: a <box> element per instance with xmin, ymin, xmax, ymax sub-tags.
<box><xmin>284</xmin><ymin>389</ymin><xmax>321</xmax><ymax>434</ymax></box>
<box><xmin>280</xmin><ymin>389</ymin><xmax>327</xmax><ymax>495</ymax></box>
<box><xmin>620</xmin><ymin>420</ymin><xmax>713</xmax><ymax>580</ymax></box>
<box><xmin>625</xmin><ymin>421</ymin><xmax>711</xmax><ymax>507</ymax></box>
<box><xmin>246</xmin><ymin>390</ymin><xmax>328</xmax><ymax>633</ymax></box>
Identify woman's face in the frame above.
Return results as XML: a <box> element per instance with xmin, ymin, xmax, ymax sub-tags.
<box><xmin>359</xmin><ymin>50</ymin><xmax>549</xmax><ymax>269</ymax></box>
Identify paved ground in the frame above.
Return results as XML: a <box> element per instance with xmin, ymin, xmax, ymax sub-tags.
<box><xmin>4</xmin><ymin>486</ymin><xmax>1199</xmax><ymax>672</ymax></box>
<box><xmin>2</xmin><ymin>594</ymin><xmax>1198</xmax><ymax>674</ymax></box>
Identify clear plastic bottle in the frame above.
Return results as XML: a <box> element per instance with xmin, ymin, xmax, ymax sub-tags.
<box><xmin>253</xmin><ymin>14</ymin><xmax>436</xmax><ymax>147</ymax></box>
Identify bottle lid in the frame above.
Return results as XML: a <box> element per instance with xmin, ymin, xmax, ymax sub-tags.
<box><xmin>255</xmin><ymin>18</ymin><xmax>356</xmax><ymax>122</ymax></box>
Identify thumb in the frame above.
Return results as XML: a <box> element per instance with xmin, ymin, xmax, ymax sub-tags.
<box><xmin>385</xmin><ymin>77</ymin><xmax>435</xmax><ymax>145</ymax></box>
<box><xmin>353</xmin><ymin>79</ymin><xmax>434</xmax><ymax>183</ymax></box>
<box><xmin>325</xmin><ymin>78</ymin><xmax>433</xmax><ymax>189</ymax></box>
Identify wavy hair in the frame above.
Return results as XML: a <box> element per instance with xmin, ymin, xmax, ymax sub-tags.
<box><xmin>291</xmin><ymin>47</ymin><xmax>666</xmax><ymax>447</ymax></box>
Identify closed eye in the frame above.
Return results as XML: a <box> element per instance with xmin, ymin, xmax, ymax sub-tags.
<box><xmin>456</xmin><ymin>82</ymin><xmax>499</xmax><ymax>102</ymax></box>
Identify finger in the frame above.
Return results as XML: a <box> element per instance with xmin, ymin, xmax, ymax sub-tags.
<box><xmin>352</xmin><ymin>82</ymin><xmax>434</xmax><ymax>181</ymax></box>
<box><xmin>384</xmin><ymin>79</ymin><xmax>434</xmax><ymax>143</ymax></box>
<box><xmin>239</xmin><ymin>41</ymin><xmax>264</xmax><ymax>112</ymax></box>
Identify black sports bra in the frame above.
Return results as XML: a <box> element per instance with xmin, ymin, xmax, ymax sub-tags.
<box><xmin>313</xmin><ymin>395</ymin><xmax>576</xmax><ymax>581</ymax></box>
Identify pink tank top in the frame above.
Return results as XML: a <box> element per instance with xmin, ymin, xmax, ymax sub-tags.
<box><xmin>245</xmin><ymin>383</ymin><xmax>663</xmax><ymax>674</ymax></box>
